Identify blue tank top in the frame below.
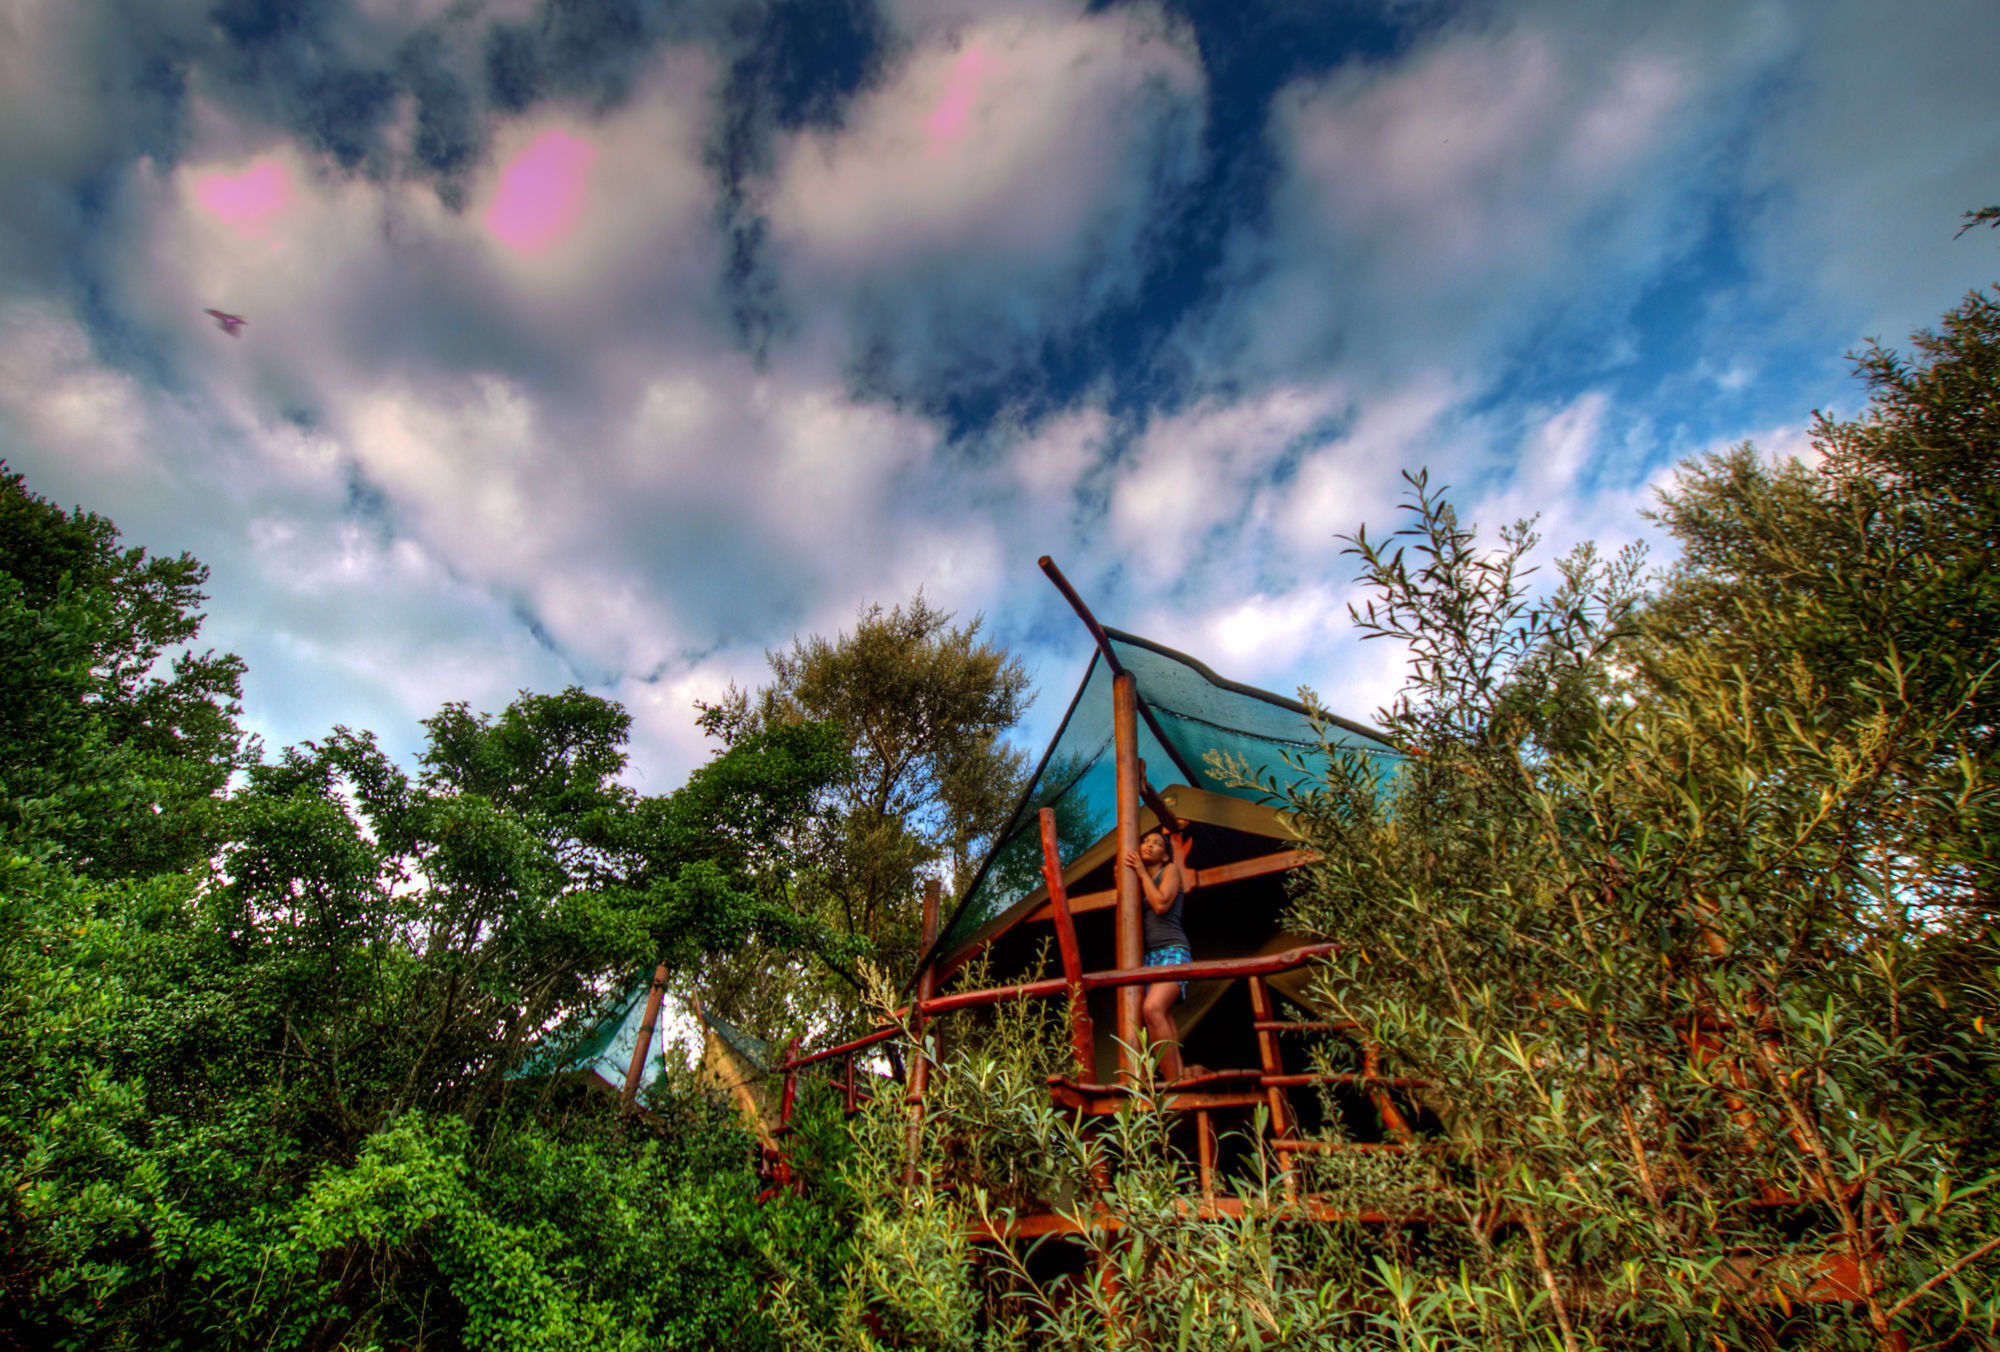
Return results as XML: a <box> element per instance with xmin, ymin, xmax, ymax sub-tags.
<box><xmin>1142</xmin><ymin>865</ymin><xmax>1188</xmax><ymax>953</ymax></box>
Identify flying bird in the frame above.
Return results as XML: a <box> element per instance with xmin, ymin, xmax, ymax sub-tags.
<box><xmin>205</xmin><ymin>309</ymin><xmax>247</xmax><ymax>337</ymax></box>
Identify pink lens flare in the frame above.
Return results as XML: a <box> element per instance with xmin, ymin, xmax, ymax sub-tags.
<box><xmin>193</xmin><ymin>161</ymin><xmax>291</xmax><ymax>233</ymax></box>
<box><xmin>926</xmin><ymin>44</ymin><xmax>993</xmax><ymax>157</ymax></box>
<box><xmin>483</xmin><ymin>130</ymin><xmax>599</xmax><ymax>255</ymax></box>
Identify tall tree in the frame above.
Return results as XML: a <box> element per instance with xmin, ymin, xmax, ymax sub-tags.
<box><xmin>0</xmin><ymin>457</ymin><xmax>853</xmax><ymax>1348</ymax></box>
<box><xmin>697</xmin><ymin>594</ymin><xmax>1032</xmax><ymax>1037</ymax></box>
<box><xmin>1247</xmin><ymin>291</ymin><xmax>2000</xmax><ymax>1349</ymax></box>
<box><xmin>4</xmin><ymin>680</ymin><xmax>849</xmax><ymax>1350</ymax></box>
<box><xmin>0</xmin><ymin>464</ymin><xmax>249</xmax><ymax>875</ymax></box>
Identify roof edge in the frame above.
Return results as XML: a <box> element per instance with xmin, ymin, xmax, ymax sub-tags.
<box><xmin>1101</xmin><ymin>627</ymin><xmax>1395</xmax><ymax>748</ymax></box>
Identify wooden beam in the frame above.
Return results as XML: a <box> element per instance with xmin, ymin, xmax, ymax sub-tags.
<box><xmin>778</xmin><ymin>1035</ymin><xmax>800</xmax><ymax>1130</ymax></box>
<box><xmin>905</xmin><ymin>877</ymin><xmax>942</xmax><ymax>1187</ymax></box>
<box><xmin>1248</xmin><ymin>972</ymin><xmax>1296</xmax><ymax>1144</ymax></box>
<box><xmin>778</xmin><ymin>946</ymin><xmax>1342</xmax><ymax>1070</ymax></box>
<box><xmin>1113</xmin><ymin>673</ymin><xmax>1142</xmax><ymax>1083</ymax></box>
<box><xmin>620</xmin><ymin>961</ymin><xmax>670</xmax><ymax>1108</ymax></box>
<box><xmin>1022</xmin><ymin>847</ymin><xmax>1322</xmax><ymax>924</ymax></box>
<box><xmin>969</xmin><ymin>1194</ymin><xmax>1429</xmax><ymax>1239</ymax></box>
<box><xmin>1041</xmin><ymin>808</ymin><xmax>1096</xmax><ymax>1079</ymax></box>
<box><xmin>785</xmin><ymin>1022</ymin><xmax>900</xmax><ymax>1070</ymax></box>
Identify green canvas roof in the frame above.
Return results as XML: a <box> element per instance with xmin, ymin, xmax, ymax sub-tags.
<box><xmin>515</xmin><ymin>975</ymin><xmax>668</xmax><ymax>1088</ymax></box>
<box><xmin>929</xmin><ymin>628</ymin><xmax>1403</xmax><ymax>963</ymax></box>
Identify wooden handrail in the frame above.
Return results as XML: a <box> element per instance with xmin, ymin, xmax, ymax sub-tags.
<box><xmin>1261</xmin><ymin>1072</ymin><xmax>1433</xmax><ymax>1089</ymax></box>
<box><xmin>1023</xmin><ymin>848</ymin><xmax>1322</xmax><ymax>924</ymax></box>
<box><xmin>776</xmin><ymin>944</ymin><xmax>1341</xmax><ymax>1073</ymax></box>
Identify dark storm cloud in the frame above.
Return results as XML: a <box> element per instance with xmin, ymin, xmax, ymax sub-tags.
<box><xmin>705</xmin><ymin>0</ymin><xmax>891</xmax><ymax>359</ymax></box>
<box><xmin>207</xmin><ymin>0</ymin><xmax>396</xmax><ymax>172</ymax></box>
<box><xmin>757</xmin><ymin>0</ymin><xmax>1437</xmax><ymax>439</ymax></box>
<box><xmin>481</xmin><ymin>0</ymin><xmax>678</xmax><ymax>114</ymax></box>
<box><xmin>399</xmin><ymin>32</ymin><xmax>480</xmax><ymax>182</ymax></box>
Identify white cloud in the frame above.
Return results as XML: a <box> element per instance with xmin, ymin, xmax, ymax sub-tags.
<box><xmin>1184</xmin><ymin>583</ymin><xmax>1350</xmax><ymax>677</ymax></box>
<box><xmin>1269</xmin><ymin>373</ymin><xmax>1466</xmax><ymax>565</ymax></box>
<box><xmin>1011</xmin><ymin>405</ymin><xmax>1110</xmax><ymax>512</ymax></box>
<box><xmin>7</xmin><ymin>0</ymin><xmax>1997</xmax><ymax>801</ymax></box>
<box><xmin>1109</xmin><ymin>385</ymin><xmax>1344</xmax><ymax>577</ymax></box>
<box><xmin>765</xmin><ymin>5</ymin><xmax>1206</xmax><ymax>399</ymax></box>
<box><xmin>0</xmin><ymin>301</ymin><xmax>156</xmax><ymax>480</ymax></box>
<box><xmin>1221</xmin><ymin>2</ymin><xmax>1800</xmax><ymax>394</ymax></box>
<box><xmin>771</xmin><ymin>9</ymin><xmax>1199</xmax><ymax>270</ymax></box>
<box><xmin>1735</xmin><ymin>0</ymin><xmax>2000</xmax><ymax>345</ymax></box>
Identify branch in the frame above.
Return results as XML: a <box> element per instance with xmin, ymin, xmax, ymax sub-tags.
<box><xmin>1885</xmin><ymin>1233</ymin><xmax>2000</xmax><ymax>1322</ymax></box>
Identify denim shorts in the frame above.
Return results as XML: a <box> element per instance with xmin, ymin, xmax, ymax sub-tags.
<box><xmin>1143</xmin><ymin>944</ymin><xmax>1192</xmax><ymax>1001</ymax></box>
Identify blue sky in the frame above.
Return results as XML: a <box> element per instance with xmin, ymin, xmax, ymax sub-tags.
<box><xmin>1</xmin><ymin>0</ymin><xmax>1995</xmax><ymax>785</ymax></box>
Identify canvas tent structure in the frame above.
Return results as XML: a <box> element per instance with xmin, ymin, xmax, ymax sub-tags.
<box><xmin>919</xmin><ymin>625</ymin><xmax>1404</xmax><ymax>1090</ymax></box>
<box><xmin>767</xmin><ymin>561</ymin><xmax>1443</xmax><ymax>1222</ymax></box>
<box><xmin>518</xmin><ymin>970</ymin><xmax>785</xmax><ymax>1146</ymax></box>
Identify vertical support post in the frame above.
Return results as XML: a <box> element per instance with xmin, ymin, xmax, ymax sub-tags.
<box><xmin>771</xmin><ymin>1035</ymin><xmax>800</xmax><ymax>1195</ymax></box>
<box><xmin>1247</xmin><ymin>977</ymin><xmax>1296</xmax><ymax>1186</ymax></box>
<box><xmin>1197</xmin><ymin>1110</ymin><xmax>1217</xmax><ymax>1203</ymax></box>
<box><xmin>903</xmin><ymin>877</ymin><xmax>942</xmax><ymax>1187</ymax></box>
<box><xmin>1362</xmin><ymin>1041</ymin><xmax>1414</xmax><ymax>1140</ymax></box>
<box><xmin>1112</xmin><ymin>672</ymin><xmax>1143</xmax><ymax>1085</ymax></box>
<box><xmin>1040</xmin><ymin>807</ymin><xmax>1097</xmax><ymax>1079</ymax></box>
<box><xmin>779</xmin><ymin>1036</ymin><xmax>800</xmax><ymax>1131</ymax></box>
<box><xmin>620</xmin><ymin>961</ymin><xmax>670</xmax><ymax>1108</ymax></box>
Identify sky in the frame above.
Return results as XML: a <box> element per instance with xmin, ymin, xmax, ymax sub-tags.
<box><xmin>1</xmin><ymin>0</ymin><xmax>1996</xmax><ymax>791</ymax></box>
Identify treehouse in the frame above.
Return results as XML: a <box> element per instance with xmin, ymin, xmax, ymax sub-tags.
<box><xmin>772</xmin><ymin>561</ymin><xmax>1427</xmax><ymax>1233</ymax></box>
<box><xmin>541</xmin><ymin>560</ymin><xmax>1875</xmax><ymax>1320</ymax></box>
<box><xmin>762</xmin><ymin>564</ymin><xmax>1880</xmax><ymax>1321</ymax></box>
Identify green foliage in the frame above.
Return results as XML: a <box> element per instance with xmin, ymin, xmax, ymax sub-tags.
<box><xmin>0</xmin><ymin>462</ymin><xmax>856</xmax><ymax>1348</ymax></box>
<box><xmin>1246</xmin><ymin>292</ymin><xmax>2000</xmax><ymax>1351</ymax></box>
<box><xmin>769</xmin><ymin>975</ymin><xmax>1378</xmax><ymax>1349</ymax></box>
<box><xmin>0</xmin><ymin>464</ymin><xmax>248</xmax><ymax>876</ymax></box>
<box><xmin>788</xmin><ymin>283</ymin><xmax>2000</xmax><ymax>1349</ymax></box>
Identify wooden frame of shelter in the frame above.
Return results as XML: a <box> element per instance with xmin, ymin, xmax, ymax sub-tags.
<box><xmin>760</xmin><ymin>558</ymin><xmax>1877</xmax><ymax>1313</ymax></box>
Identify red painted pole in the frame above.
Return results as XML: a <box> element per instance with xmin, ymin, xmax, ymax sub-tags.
<box><xmin>1040</xmin><ymin>807</ymin><xmax>1096</xmax><ymax>1078</ymax></box>
<box><xmin>620</xmin><ymin>961</ymin><xmax>670</xmax><ymax>1108</ymax></box>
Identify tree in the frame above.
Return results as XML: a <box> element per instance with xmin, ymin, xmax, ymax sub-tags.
<box><xmin>3</xmin><ymin>685</ymin><xmax>852</xmax><ymax>1349</ymax></box>
<box><xmin>0</xmin><ymin>463</ymin><xmax>250</xmax><ymax>876</ymax></box>
<box><xmin>0</xmin><ymin>458</ymin><xmax>853</xmax><ymax>1352</ymax></box>
<box><xmin>698</xmin><ymin>594</ymin><xmax>1032</xmax><ymax>1040</ymax></box>
<box><xmin>1245</xmin><ymin>284</ymin><xmax>2000</xmax><ymax>1351</ymax></box>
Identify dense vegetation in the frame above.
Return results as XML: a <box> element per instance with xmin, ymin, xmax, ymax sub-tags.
<box><xmin>782</xmin><ymin>281</ymin><xmax>2000</xmax><ymax>1350</ymax></box>
<box><xmin>2</xmin><ymin>264</ymin><xmax>1994</xmax><ymax>1347</ymax></box>
<box><xmin>0</xmin><ymin>467</ymin><xmax>869</xmax><ymax>1348</ymax></box>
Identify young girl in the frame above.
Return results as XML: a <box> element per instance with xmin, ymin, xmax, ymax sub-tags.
<box><xmin>1123</xmin><ymin>827</ymin><xmax>1194</xmax><ymax>1083</ymax></box>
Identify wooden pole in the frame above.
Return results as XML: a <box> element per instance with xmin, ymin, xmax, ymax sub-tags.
<box><xmin>1039</xmin><ymin>807</ymin><xmax>1096</xmax><ymax>1078</ymax></box>
<box><xmin>1246</xmin><ymin>976</ymin><xmax>1295</xmax><ymax>1184</ymax></box>
<box><xmin>620</xmin><ymin>961</ymin><xmax>670</xmax><ymax>1108</ymax></box>
<box><xmin>904</xmin><ymin>876</ymin><xmax>942</xmax><ymax>1187</ymax></box>
<box><xmin>1113</xmin><ymin>673</ymin><xmax>1143</xmax><ymax>1084</ymax></box>
<box><xmin>779</xmin><ymin>1036</ymin><xmax>800</xmax><ymax>1130</ymax></box>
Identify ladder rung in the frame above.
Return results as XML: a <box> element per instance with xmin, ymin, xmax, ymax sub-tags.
<box><xmin>1252</xmin><ymin>1020</ymin><xmax>1362</xmax><ymax>1034</ymax></box>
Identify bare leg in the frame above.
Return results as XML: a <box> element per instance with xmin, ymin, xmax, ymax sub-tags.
<box><xmin>1142</xmin><ymin>981</ymin><xmax>1184</xmax><ymax>1083</ymax></box>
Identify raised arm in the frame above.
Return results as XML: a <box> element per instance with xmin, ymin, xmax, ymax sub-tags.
<box><xmin>1121</xmin><ymin>848</ymin><xmax>1185</xmax><ymax>916</ymax></box>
